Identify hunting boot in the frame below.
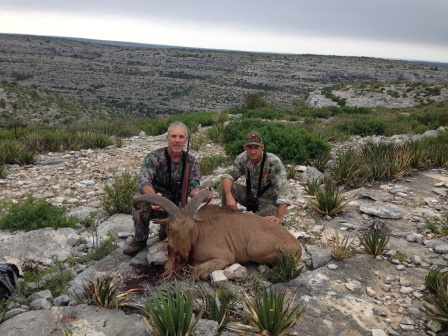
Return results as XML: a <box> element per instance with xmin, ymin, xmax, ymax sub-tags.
<box><xmin>123</xmin><ymin>237</ymin><xmax>147</xmax><ymax>256</ymax></box>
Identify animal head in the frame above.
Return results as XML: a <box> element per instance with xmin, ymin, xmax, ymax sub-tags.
<box><xmin>132</xmin><ymin>190</ymin><xmax>211</xmax><ymax>260</ymax></box>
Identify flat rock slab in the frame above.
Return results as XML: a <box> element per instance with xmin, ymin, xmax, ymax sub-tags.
<box><xmin>0</xmin><ymin>304</ymin><xmax>149</xmax><ymax>336</ymax></box>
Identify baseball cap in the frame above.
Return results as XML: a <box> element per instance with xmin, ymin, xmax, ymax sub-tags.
<box><xmin>245</xmin><ymin>131</ymin><xmax>263</xmax><ymax>146</ymax></box>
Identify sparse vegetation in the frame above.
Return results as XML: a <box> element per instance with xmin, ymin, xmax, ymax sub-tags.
<box><xmin>0</xmin><ymin>195</ymin><xmax>77</xmax><ymax>231</ymax></box>
<box><xmin>101</xmin><ymin>170</ymin><xmax>138</xmax><ymax>215</ymax></box>
<box><xmin>264</xmin><ymin>249</ymin><xmax>303</xmax><ymax>283</ymax></box>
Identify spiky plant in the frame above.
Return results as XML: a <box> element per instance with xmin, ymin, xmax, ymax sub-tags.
<box><xmin>227</xmin><ymin>286</ymin><xmax>304</xmax><ymax>336</ymax></box>
<box><xmin>79</xmin><ymin>272</ymin><xmax>142</xmax><ymax>308</ymax></box>
<box><xmin>197</xmin><ymin>284</ymin><xmax>236</xmax><ymax>330</ymax></box>
<box><xmin>424</xmin><ymin>280</ymin><xmax>448</xmax><ymax>327</ymax></box>
<box><xmin>359</xmin><ymin>226</ymin><xmax>390</xmax><ymax>257</ymax></box>
<box><xmin>304</xmin><ymin>178</ymin><xmax>320</xmax><ymax>196</ymax></box>
<box><xmin>264</xmin><ymin>250</ymin><xmax>303</xmax><ymax>283</ymax></box>
<box><xmin>426</xmin><ymin>267</ymin><xmax>448</xmax><ymax>293</ymax></box>
<box><xmin>144</xmin><ymin>284</ymin><xmax>202</xmax><ymax>336</ymax></box>
<box><xmin>329</xmin><ymin>231</ymin><xmax>355</xmax><ymax>261</ymax></box>
<box><xmin>308</xmin><ymin>178</ymin><xmax>348</xmax><ymax>216</ymax></box>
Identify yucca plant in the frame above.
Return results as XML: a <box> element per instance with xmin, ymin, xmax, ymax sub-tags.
<box><xmin>428</xmin><ymin>143</ymin><xmax>448</xmax><ymax>167</ymax></box>
<box><xmin>426</xmin><ymin>267</ymin><xmax>448</xmax><ymax>293</ymax></box>
<box><xmin>424</xmin><ymin>281</ymin><xmax>448</xmax><ymax>326</ymax></box>
<box><xmin>197</xmin><ymin>284</ymin><xmax>236</xmax><ymax>330</ymax></box>
<box><xmin>312</xmin><ymin>152</ymin><xmax>331</xmax><ymax>173</ymax></box>
<box><xmin>144</xmin><ymin>284</ymin><xmax>202</xmax><ymax>336</ymax></box>
<box><xmin>331</xmin><ymin>148</ymin><xmax>369</xmax><ymax>187</ymax></box>
<box><xmin>329</xmin><ymin>231</ymin><xmax>355</xmax><ymax>261</ymax></box>
<box><xmin>308</xmin><ymin>178</ymin><xmax>348</xmax><ymax>216</ymax></box>
<box><xmin>304</xmin><ymin>178</ymin><xmax>320</xmax><ymax>196</ymax></box>
<box><xmin>0</xmin><ymin>164</ymin><xmax>7</xmax><ymax>178</ymax></box>
<box><xmin>189</xmin><ymin>135</ymin><xmax>207</xmax><ymax>150</ymax></box>
<box><xmin>79</xmin><ymin>273</ymin><xmax>142</xmax><ymax>308</ymax></box>
<box><xmin>264</xmin><ymin>249</ymin><xmax>303</xmax><ymax>283</ymax></box>
<box><xmin>359</xmin><ymin>226</ymin><xmax>390</xmax><ymax>257</ymax></box>
<box><xmin>227</xmin><ymin>286</ymin><xmax>304</xmax><ymax>336</ymax></box>
<box><xmin>404</xmin><ymin>140</ymin><xmax>428</xmax><ymax>168</ymax></box>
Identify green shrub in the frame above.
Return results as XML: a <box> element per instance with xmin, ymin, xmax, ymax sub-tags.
<box><xmin>0</xmin><ymin>195</ymin><xmax>77</xmax><ymax>231</ymax></box>
<box><xmin>22</xmin><ymin>263</ymin><xmax>74</xmax><ymax>297</ymax></box>
<box><xmin>189</xmin><ymin>135</ymin><xmax>207</xmax><ymax>150</ymax></box>
<box><xmin>140</xmin><ymin>112</ymin><xmax>222</xmax><ymax>136</ymax></box>
<box><xmin>222</xmin><ymin>119</ymin><xmax>330</xmax><ymax>164</ymax></box>
<box><xmin>101</xmin><ymin>170</ymin><xmax>138</xmax><ymax>215</ymax></box>
<box><xmin>335</xmin><ymin>117</ymin><xmax>387</xmax><ymax>136</ymax></box>
<box><xmin>206</xmin><ymin>122</ymin><xmax>225</xmax><ymax>143</ymax></box>
<box><xmin>200</xmin><ymin>155</ymin><xmax>229</xmax><ymax>176</ymax></box>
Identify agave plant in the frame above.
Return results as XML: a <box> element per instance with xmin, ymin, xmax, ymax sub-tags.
<box><xmin>308</xmin><ymin>178</ymin><xmax>348</xmax><ymax>216</ymax></box>
<box><xmin>264</xmin><ymin>249</ymin><xmax>303</xmax><ymax>283</ymax></box>
<box><xmin>197</xmin><ymin>284</ymin><xmax>235</xmax><ymax>330</ymax></box>
<box><xmin>359</xmin><ymin>225</ymin><xmax>390</xmax><ymax>257</ymax></box>
<box><xmin>144</xmin><ymin>284</ymin><xmax>202</xmax><ymax>336</ymax></box>
<box><xmin>227</xmin><ymin>286</ymin><xmax>304</xmax><ymax>336</ymax></box>
<box><xmin>78</xmin><ymin>272</ymin><xmax>142</xmax><ymax>308</ymax></box>
<box><xmin>329</xmin><ymin>231</ymin><xmax>355</xmax><ymax>261</ymax></box>
<box><xmin>424</xmin><ymin>281</ymin><xmax>448</xmax><ymax>326</ymax></box>
<box><xmin>426</xmin><ymin>266</ymin><xmax>448</xmax><ymax>293</ymax></box>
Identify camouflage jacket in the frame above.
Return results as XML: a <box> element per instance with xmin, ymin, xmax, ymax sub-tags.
<box><xmin>221</xmin><ymin>151</ymin><xmax>291</xmax><ymax>206</ymax></box>
<box><xmin>138</xmin><ymin>147</ymin><xmax>200</xmax><ymax>203</ymax></box>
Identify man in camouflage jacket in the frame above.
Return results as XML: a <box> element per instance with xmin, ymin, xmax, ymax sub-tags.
<box><xmin>123</xmin><ymin>121</ymin><xmax>212</xmax><ymax>255</ymax></box>
<box><xmin>221</xmin><ymin>131</ymin><xmax>291</xmax><ymax>225</ymax></box>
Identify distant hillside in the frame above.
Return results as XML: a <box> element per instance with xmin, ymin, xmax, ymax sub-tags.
<box><xmin>1</xmin><ymin>33</ymin><xmax>448</xmax><ymax>124</ymax></box>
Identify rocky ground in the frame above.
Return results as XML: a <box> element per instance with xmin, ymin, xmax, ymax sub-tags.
<box><xmin>0</xmin><ymin>128</ymin><xmax>448</xmax><ymax>336</ymax></box>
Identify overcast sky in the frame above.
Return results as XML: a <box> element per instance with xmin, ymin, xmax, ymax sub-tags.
<box><xmin>1</xmin><ymin>0</ymin><xmax>447</xmax><ymax>62</ymax></box>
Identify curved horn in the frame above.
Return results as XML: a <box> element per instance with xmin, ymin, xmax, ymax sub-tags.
<box><xmin>132</xmin><ymin>194</ymin><xmax>182</xmax><ymax>218</ymax></box>
<box><xmin>183</xmin><ymin>189</ymin><xmax>211</xmax><ymax>217</ymax></box>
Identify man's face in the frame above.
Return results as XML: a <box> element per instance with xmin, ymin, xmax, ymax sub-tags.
<box><xmin>244</xmin><ymin>144</ymin><xmax>264</xmax><ymax>164</ymax></box>
<box><xmin>167</xmin><ymin>126</ymin><xmax>188</xmax><ymax>153</ymax></box>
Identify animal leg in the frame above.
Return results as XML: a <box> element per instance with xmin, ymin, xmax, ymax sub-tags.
<box><xmin>191</xmin><ymin>258</ymin><xmax>231</xmax><ymax>280</ymax></box>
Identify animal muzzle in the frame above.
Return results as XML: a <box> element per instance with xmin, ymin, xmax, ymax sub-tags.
<box><xmin>175</xmin><ymin>252</ymin><xmax>188</xmax><ymax>264</ymax></box>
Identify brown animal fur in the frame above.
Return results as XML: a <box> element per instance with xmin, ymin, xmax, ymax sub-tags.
<box><xmin>133</xmin><ymin>190</ymin><xmax>302</xmax><ymax>280</ymax></box>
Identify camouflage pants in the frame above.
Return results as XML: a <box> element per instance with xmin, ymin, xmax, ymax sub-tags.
<box><xmin>132</xmin><ymin>200</ymin><xmax>168</xmax><ymax>241</ymax></box>
<box><xmin>221</xmin><ymin>182</ymin><xmax>277</xmax><ymax>217</ymax></box>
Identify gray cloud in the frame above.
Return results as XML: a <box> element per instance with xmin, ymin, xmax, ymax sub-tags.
<box><xmin>3</xmin><ymin>0</ymin><xmax>448</xmax><ymax>48</ymax></box>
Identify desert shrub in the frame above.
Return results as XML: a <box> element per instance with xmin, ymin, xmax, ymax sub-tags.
<box><xmin>22</xmin><ymin>261</ymin><xmax>73</xmax><ymax>297</ymax></box>
<box><xmin>329</xmin><ymin>232</ymin><xmax>355</xmax><ymax>261</ymax></box>
<box><xmin>359</xmin><ymin>226</ymin><xmax>390</xmax><ymax>257</ymax></box>
<box><xmin>140</xmin><ymin>112</ymin><xmax>222</xmax><ymax>136</ymax></box>
<box><xmin>335</xmin><ymin>117</ymin><xmax>387</xmax><ymax>136</ymax></box>
<box><xmin>189</xmin><ymin>135</ymin><xmax>207</xmax><ymax>150</ymax></box>
<box><xmin>102</xmin><ymin>170</ymin><xmax>138</xmax><ymax>215</ymax></box>
<box><xmin>222</xmin><ymin>119</ymin><xmax>330</xmax><ymax>164</ymax></box>
<box><xmin>0</xmin><ymin>195</ymin><xmax>77</xmax><ymax>231</ymax></box>
<box><xmin>206</xmin><ymin>122</ymin><xmax>225</xmax><ymax>143</ymax></box>
<box><xmin>200</xmin><ymin>155</ymin><xmax>229</xmax><ymax>176</ymax></box>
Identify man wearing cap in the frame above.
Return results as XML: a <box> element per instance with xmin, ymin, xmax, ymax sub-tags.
<box><xmin>221</xmin><ymin>131</ymin><xmax>291</xmax><ymax>224</ymax></box>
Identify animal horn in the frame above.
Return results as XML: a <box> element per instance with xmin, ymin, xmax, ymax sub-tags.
<box><xmin>183</xmin><ymin>189</ymin><xmax>211</xmax><ymax>217</ymax></box>
<box><xmin>132</xmin><ymin>194</ymin><xmax>182</xmax><ymax>218</ymax></box>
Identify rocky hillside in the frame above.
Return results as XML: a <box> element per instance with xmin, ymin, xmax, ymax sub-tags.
<box><xmin>0</xmin><ymin>127</ymin><xmax>447</xmax><ymax>335</ymax></box>
<box><xmin>1</xmin><ymin>33</ymin><xmax>448</xmax><ymax>125</ymax></box>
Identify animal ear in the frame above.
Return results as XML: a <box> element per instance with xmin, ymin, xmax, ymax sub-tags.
<box><xmin>183</xmin><ymin>189</ymin><xmax>211</xmax><ymax>217</ymax></box>
<box><xmin>132</xmin><ymin>194</ymin><xmax>182</xmax><ymax>218</ymax></box>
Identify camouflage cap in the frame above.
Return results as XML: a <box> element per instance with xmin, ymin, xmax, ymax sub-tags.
<box><xmin>245</xmin><ymin>131</ymin><xmax>263</xmax><ymax>146</ymax></box>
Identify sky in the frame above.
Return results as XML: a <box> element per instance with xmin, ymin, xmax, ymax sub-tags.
<box><xmin>1</xmin><ymin>0</ymin><xmax>448</xmax><ymax>63</ymax></box>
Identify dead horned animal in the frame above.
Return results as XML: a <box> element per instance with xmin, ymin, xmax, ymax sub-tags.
<box><xmin>132</xmin><ymin>190</ymin><xmax>302</xmax><ymax>280</ymax></box>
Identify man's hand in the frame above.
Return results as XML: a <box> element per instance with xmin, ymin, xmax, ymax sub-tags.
<box><xmin>265</xmin><ymin>215</ymin><xmax>282</xmax><ymax>224</ymax></box>
<box><xmin>226</xmin><ymin>195</ymin><xmax>238</xmax><ymax>211</ymax></box>
<box><xmin>150</xmin><ymin>192</ymin><xmax>164</xmax><ymax>211</ymax></box>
